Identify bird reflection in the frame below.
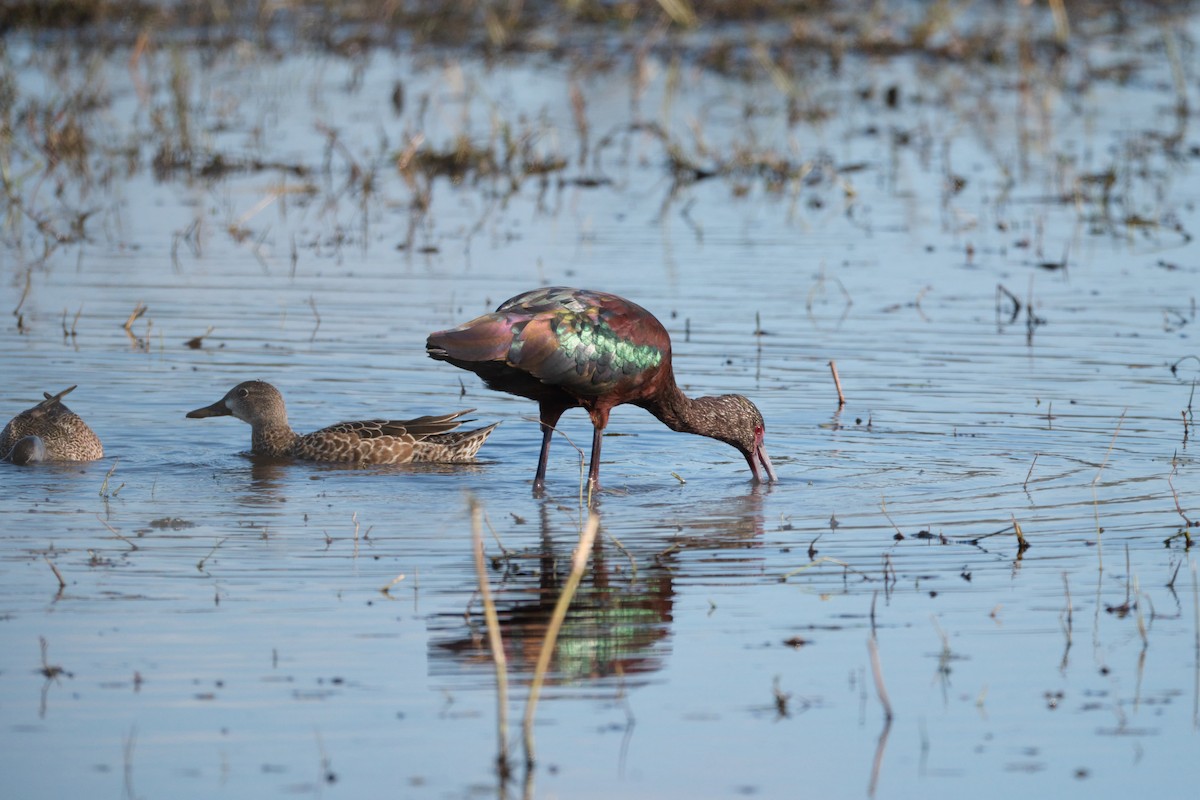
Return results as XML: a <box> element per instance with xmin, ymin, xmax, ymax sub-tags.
<box><xmin>242</xmin><ymin>457</ymin><xmax>290</xmax><ymax>507</ymax></box>
<box><xmin>429</xmin><ymin>486</ymin><xmax>768</xmax><ymax>689</ymax></box>
<box><xmin>233</xmin><ymin>456</ymin><xmax>491</xmax><ymax>509</ymax></box>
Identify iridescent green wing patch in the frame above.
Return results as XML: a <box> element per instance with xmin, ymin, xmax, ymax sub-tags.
<box><xmin>556</xmin><ymin>316</ymin><xmax>662</xmax><ymax>376</ymax></box>
<box><xmin>507</xmin><ymin>308</ymin><xmax>660</xmax><ymax>396</ymax></box>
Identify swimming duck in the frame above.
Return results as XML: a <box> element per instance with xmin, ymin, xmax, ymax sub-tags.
<box><xmin>1</xmin><ymin>385</ymin><xmax>104</xmax><ymax>465</ymax></box>
<box><xmin>186</xmin><ymin>380</ymin><xmax>497</xmax><ymax>464</ymax></box>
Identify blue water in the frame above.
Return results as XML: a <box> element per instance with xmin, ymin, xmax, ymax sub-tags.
<box><xmin>2</xmin><ymin>9</ymin><xmax>1198</xmax><ymax>798</ymax></box>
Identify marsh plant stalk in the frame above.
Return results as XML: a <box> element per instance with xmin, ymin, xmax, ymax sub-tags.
<box><xmin>829</xmin><ymin>360</ymin><xmax>846</xmax><ymax>407</ymax></box>
<box><xmin>470</xmin><ymin>500</ymin><xmax>510</xmax><ymax>777</ymax></box>
<box><xmin>44</xmin><ymin>556</ymin><xmax>66</xmax><ymax>590</ymax></box>
<box><xmin>522</xmin><ymin>514</ymin><xmax>600</xmax><ymax>768</ymax></box>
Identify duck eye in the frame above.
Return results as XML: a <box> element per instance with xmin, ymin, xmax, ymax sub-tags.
<box><xmin>237</xmin><ymin>388</ymin><xmax>250</xmax><ymax>398</ymax></box>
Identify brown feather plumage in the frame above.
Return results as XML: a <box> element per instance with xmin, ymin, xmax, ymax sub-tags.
<box><xmin>427</xmin><ymin>287</ymin><xmax>776</xmax><ymax>492</ymax></box>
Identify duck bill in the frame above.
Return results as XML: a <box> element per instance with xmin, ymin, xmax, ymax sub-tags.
<box><xmin>746</xmin><ymin>443</ymin><xmax>778</xmax><ymax>483</ymax></box>
<box><xmin>186</xmin><ymin>399</ymin><xmax>232</xmax><ymax>419</ymax></box>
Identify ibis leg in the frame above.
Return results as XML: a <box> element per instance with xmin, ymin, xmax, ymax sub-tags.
<box><xmin>588</xmin><ymin>424</ymin><xmax>604</xmax><ymax>489</ymax></box>
<box><xmin>534</xmin><ymin>405</ymin><xmax>566</xmax><ymax>494</ymax></box>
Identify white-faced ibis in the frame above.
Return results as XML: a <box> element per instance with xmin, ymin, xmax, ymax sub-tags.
<box><xmin>186</xmin><ymin>380</ymin><xmax>498</xmax><ymax>464</ymax></box>
<box><xmin>426</xmin><ymin>287</ymin><xmax>776</xmax><ymax>492</ymax></box>
<box><xmin>1</xmin><ymin>385</ymin><xmax>103</xmax><ymax>465</ymax></box>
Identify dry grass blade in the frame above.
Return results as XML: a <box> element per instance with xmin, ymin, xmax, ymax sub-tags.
<box><xmin>523</xmin><ymin>514</ymin><xmax>600</xmax><ymax>768</ymax></box>
<box><xmin>122</xmin><ymin>302</ymin><xmax>147</xmax><ymax>331</ymax></box>
<box><xmin>379</xmin><ymin>574</ymin><xmax>406</xmax><ymax>597</ymax></box>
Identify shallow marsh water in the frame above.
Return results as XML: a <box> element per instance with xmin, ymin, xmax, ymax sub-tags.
<box><xmin>2</xmin><ymin>5</ymin><xmax>1200</xmax><ymax>798</ymax></box>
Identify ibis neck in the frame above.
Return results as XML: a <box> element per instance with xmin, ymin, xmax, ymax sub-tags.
<box><xmin>644</xmin><ymin>382</ymin><xmax>720</xmax><ymax>438</ymax></box>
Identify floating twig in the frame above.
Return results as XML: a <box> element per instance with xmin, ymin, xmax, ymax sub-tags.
<box><xmin>780</xmin><ymin>555</ymin><xmax>876</xmax><ymax>583</ymax></box>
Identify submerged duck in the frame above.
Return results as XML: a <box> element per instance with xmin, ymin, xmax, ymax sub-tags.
<box><xmin>186</xmin><ymin>380</ymin><xmax>498</xmax><ymax>464</ymax></box>
<box><xmin>1</xmin><ymin>385</ymin><xmax>104</xmax><ymax>465</ymax></box>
